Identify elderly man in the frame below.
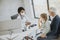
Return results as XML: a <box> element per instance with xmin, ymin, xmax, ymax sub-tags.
<box><xmin>47</xmin><ymin>7</ymin><xmax>60</xmax><ymax>37</ymax></box>
<box><xmin>37</xmin><ymin>7</ymin><xmax>60</xmax><ymax>40</ymax></box>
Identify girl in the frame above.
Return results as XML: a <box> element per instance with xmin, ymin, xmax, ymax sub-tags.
<box><xmin>38</xmin><ymin>13</ymin><xmax>50</xmax><ymax>38</ymax></box>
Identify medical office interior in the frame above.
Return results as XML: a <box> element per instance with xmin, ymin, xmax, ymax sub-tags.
<box><xmin>0</xmin><ymin>0</ymin><xmax>60</xmax><ymax>40</ymax></box>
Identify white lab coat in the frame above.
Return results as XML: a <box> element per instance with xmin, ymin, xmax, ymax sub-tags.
<box><xmin>17</xmin><ymin>14</ymin><xmax>30</xmax><ymax>31</ymax></box>
<box><xmin>17</xmin><ymin>14</ymin><xmax>37</xmax><ymax>40</ymax></box>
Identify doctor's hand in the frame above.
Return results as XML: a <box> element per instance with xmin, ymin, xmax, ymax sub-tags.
<box><xmin>25</xmin><ymin>22</ymin><xmax>31</xmax><ymax>26</ymax></box>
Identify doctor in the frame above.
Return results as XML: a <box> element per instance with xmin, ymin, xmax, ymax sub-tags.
<box><xmin>17</xmin><ymin>7</ymin><xmax>31</xmax><ymax>32</ymax></box>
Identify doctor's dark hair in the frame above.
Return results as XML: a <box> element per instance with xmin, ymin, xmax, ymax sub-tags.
<box><xmin>40</xmin><ymin>13</ymin><xmax>47</xmax><ymax>21</ymax></box>
<box><xmin>18</xmin><ymin>7</ymin><xmax>25</xmax><ymax>13</ymax></box>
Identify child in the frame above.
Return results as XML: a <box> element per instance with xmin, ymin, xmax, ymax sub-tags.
<box><xmin>38</xmin><ymin>13</ymin><xmax>50</xmax><ymax>38</ymax></box>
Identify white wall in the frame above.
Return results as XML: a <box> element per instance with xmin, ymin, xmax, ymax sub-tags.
<box><xmin>0</xmin><ymin>0</ymin><xmax>24</xmax><ymax>21</ymax></box>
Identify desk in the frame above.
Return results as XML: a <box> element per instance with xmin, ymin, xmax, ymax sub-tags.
<box><xmin>0</xmin><ymin>26</ymin><xmax>41</xmax><ymax>40</ymax></box>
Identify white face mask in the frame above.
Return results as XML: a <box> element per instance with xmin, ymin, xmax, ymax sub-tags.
<box><xmin>21</xmin><ymin>13</ymin><xmax>25</xmax><ymax>16</ymax></box>
<box><xmin>50</xmin><ymin>16</ymin><xmax>54</xmax><ymax>20</ymax></box>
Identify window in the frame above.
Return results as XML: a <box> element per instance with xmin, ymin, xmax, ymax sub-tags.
<box><xmin>32</xmin><ymin>0</ymin><xmax>49</xmax><ymax>19</ymax></box>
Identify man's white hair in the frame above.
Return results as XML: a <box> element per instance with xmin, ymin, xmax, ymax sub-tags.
<box><xmin>50</xmin><ymin>7</ymin><xmax>57</xmax><ymax>14</ymax></box>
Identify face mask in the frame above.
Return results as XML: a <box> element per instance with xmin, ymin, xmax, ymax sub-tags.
<box><xmin>50</xmin><ymin>16</ymin><xmax>53</xmax><ymax>20</ymax></box>
<box><xmin>21</xmin><ymin>13</ymin><xmax>25</xmax><ymax>16</ymax></box>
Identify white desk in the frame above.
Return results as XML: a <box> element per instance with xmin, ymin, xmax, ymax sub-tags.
<box><xmin>0</xmin><ymin>26</ymin><xmax>41</xmax><ymax>40</ymax></box>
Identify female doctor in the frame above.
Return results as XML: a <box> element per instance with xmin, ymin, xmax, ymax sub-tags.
<box><xmin>17</xmin><ymin>7</ymin><xmax>34</xmax><ymax>40</ymax></box>
<box><xmin>17</xmin><ymin>7</ymin><xmax>31</xmax><ymax>32</ymax></box>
